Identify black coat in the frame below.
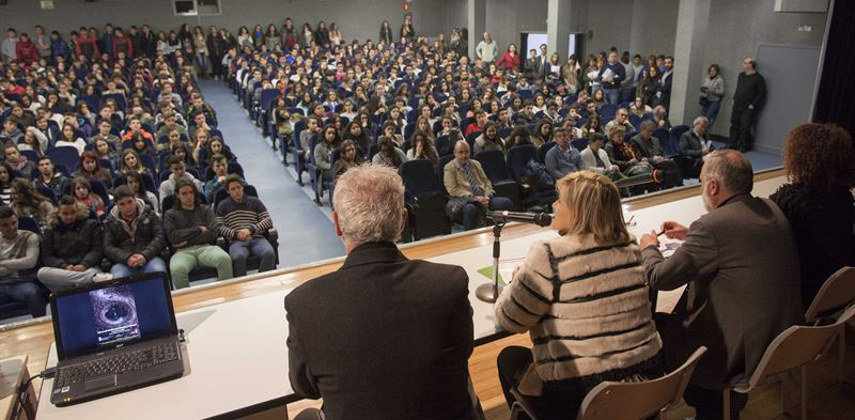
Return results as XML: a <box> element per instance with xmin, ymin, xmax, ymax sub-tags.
<box><xmin>285</xmin><ymin>242</ymin><xmax>474</xmax><ymax>420</ymax></box>
<box><xmin>42</xmin><ymin>218</ymin><xmax>103</xmax><ymax>268</ymax></box>
<box><xmin>103</xmin><ymin>201</ymin><xmax>166</xmax><ymax>264</ymax></box>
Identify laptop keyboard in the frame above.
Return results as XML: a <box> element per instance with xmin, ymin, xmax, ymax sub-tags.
<box><xmin>56</xmin><ymin>342</ymin><xmax>180</xmax><ymax>388</ymax></box>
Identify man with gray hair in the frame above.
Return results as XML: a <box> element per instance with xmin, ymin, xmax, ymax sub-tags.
<box><xmin>678</xmin><ymin>116</ymin><xmax>713</xmax><ymax>178</ymax></box>
<box><xmin>638</xmin><ymin>150</ymin><xmax>802</xmax><ymax>419</ymax></box>
<box><xmin>285</xmin><ymin>164</ymin><xmax>476</xmax><ymax>420</ymax></box>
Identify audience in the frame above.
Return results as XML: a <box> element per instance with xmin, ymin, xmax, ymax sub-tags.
<box><xmin>286</xmin><ymin>165</ymin><xmax>475</xmax><ymax>419</ymax></box>
<box><xmin>164</xmin><ymin>177</ymin><xmax>233</xmax><ymax>289</ymax></box>
<box><xmin>444</xmin><ymin>141</ymin><xmax>513</xmax><ymax>231</ymax></box>
<box><xmin>37</xmin><ymin>196</ymin><xmax>106</xmax><ymax>292</ymax></box>
<box><xmin>34</xmin><ymin>156</ymin><xmax>68</xmax><ymax>198</ymax></box>
<box><xmin>639</xmin><ymin>150</ymin><xmax>802</xmax><ymax>419</ymax></box>
<box><xmin>496</xmin><ymin>171</ymin><xmax>663</xmax><ymax>419</ymax></box>
<box><xmin>0</xmin><ymin>206</ymin><xmax>45</xmax><ymax>317</ymax></box>
<box><xmin>770</xmin><ymin>123</ymin><xmax>855</xmax><ymax>309</ymax></box>
<box><xmin>103</xmin><ymin>185</ymin><xmax>167</xmax><ymax>278</ymax></box>
<box><xmin>216</xmin><ymin>175</ymin><xmax>276</xmax><ymax>277</ymax></box>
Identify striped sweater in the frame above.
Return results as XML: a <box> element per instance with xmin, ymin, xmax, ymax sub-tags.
<box><xmin>215</xmin><ymin>196</ymin><xmax>274</xmax><ymax>240</ymax></box>
<box><xmin>495</xmin><ymin>233</ymin><xmax>662</xmax><ymax>396</ymax></box>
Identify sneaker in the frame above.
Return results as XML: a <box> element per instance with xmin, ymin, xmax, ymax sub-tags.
<box><xmin>93</xmin><ymin>273</ymin><xmax>114</xmax><ymax>283</ymax></box>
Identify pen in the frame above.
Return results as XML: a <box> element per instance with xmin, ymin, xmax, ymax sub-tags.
<box><xmin>657</xmin><ymin>230</ymin><xmax>666</xmax><ymax>237</ymax></box>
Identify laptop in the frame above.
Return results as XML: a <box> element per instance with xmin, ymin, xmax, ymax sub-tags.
<box><xmin>49</xmin><ymin>272</ymin><xmax>184</xmax><ymax>406</ymax></box>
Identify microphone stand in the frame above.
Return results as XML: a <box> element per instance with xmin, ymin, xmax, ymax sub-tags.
<box><xmin>475</xmin><ymin>221</ymin><xmax>505</xmax><ymax>303</ymax></box>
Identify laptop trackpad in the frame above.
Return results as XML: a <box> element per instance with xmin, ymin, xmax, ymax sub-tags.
<box><xmin>84</xmin><ymin>375</ymin><xmax>117</xmax><ymax>391</ymax></box>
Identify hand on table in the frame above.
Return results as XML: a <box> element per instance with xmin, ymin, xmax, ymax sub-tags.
<box><xmin>660</xmin><ymin>221</ymin><xmax>688</xmax><ymax>240</ymax></box>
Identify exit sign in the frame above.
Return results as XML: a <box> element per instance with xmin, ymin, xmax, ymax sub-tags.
<box><xmin>40</xmin><ymin>1</ymin><xmax>55</xmax><ymax>10</ymax></box>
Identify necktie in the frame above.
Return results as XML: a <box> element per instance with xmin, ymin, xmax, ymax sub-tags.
<box><xmin>462</xmin><ymin>162</ymin><xmax>483</xmax><ymax>196</ymax></box>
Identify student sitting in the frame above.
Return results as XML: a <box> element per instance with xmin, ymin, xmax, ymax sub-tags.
<box><xmin>72</xmin><ymin>151</ymin><xmax>112</xmax><ymax>186</ymax></box>
<box><xmin>159</xmin><ymin>155</ymin><xmax>203</xmax><ymax>206</ymax></box>
<box><xmin>33</xmin><ymin>156</ymin><xmax>68</xmax><ymax>199</ymax></box>
<box><xmin>334</xmin><ymin>140</ymin><xmax>364</xmax><ymax>177</ymax></box>
<box><xmin>71</xmin><ymin>176</ymin><xmax>105</xmax><ymax>218</ymax></box>
<box><xmin>2</xmin><ymin>142</ymin><xmax>35</xmax><ymax>179</ymax></box>
<box><xmin>544</xmin><ymin>128</ymin><xmax>585</xmax><ymax>181</ymax></box>
<box><xmin>203</xmin><ymin>154</ymin><xmax>232</xmax><ymax>202</ymax></box>
<box><xmin>216</xmin><ymin>175</ymin><xmax>276</xmax><ymax>277</ymax></box>
<box><xmin>103</xmin><ymin>186</ymin><xmax>167</xmax><ymax>278</ymax></box>
<box><xmin>164</xmin><ymin>177</ymin><xmax>233</xmax><ymax>289</ymax></box>
<box><xmin>0</xmin><ymin>206</ymin><xmax>46</xmax><ymax>317</ymax></box>
<box><xmin>37</xmin><ymin>196</ymin><xmax>106</xmax><ymax>292</ymax></box>
<box><xmin>9</xmin><ymin>178</ymin><xmax>54</xmax><ymax>229</ymax></box>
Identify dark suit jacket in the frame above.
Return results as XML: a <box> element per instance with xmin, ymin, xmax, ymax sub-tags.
<box><xmin>285</xmin><ymin>242</ymin><xmax>475</xmax><ymax>420</ymax></box>
<box><xmin>679</xmin><ymin>130</ymin><xmax>709</xmax><ymax>158</ymax></box>
<box><xmin>631</xmin><ymin>133</ymin><xmax>666</xmax><ymax>159</ymax></box>
<box><xmin>642</xmin><ymin>194</ymin><xmax>803</xmax><ymax>390</ymax></box>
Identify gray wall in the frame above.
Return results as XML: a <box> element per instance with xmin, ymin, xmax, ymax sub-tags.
<box><xmin>485</xmin><ymin>0</ymin><xmax>548</xmax><ymax>52</ymax></box>
<box><xmin>581</xmin><ymin>0</ymin><xmax>678</xmax><ymax>57</ymax></box>
<box><xmin>702</xmin><ymin>0</ymin><xmax>826</xmax><ymax>136</ymax></box>
<box><xmin>0</xmin><ymin>0</ymin><xmax>451</xmax><ymax>44</ymax></box>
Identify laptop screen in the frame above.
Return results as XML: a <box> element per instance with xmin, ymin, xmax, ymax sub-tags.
<box><xmin>53</xmin><ymin>274</ymin><xmax>176</xmax><ymax>358</ymax></box>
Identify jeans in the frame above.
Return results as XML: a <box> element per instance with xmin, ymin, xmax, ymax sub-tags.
<box><xmin>110</xmin><ymin>257</ymin><xmax>168</xmax><ymax>279</ymax></box>
<box><xmin>195</xmin><ymin>52</ymin><xmax>208</xmax><ymax>75</ymax></box>
<box><xmin>169</xmin><ymin>244</ymin><xmax>233</xmax><ymax>289</ymax></box>
<box><xmin>702</xmin><ymin>99</ymin><xmax>722</xmax><ymax>126</ymax></box>
<box><xmin>228</xmin><ymin>238</ymin><xmax>277</xmax><ymax>278</ymax></box>
<box><xmin>0</xmin><ymin>281</ymin><xmax>48</xmax><ymax>317</ymax></box>
<box><xmin>462</xmin><ymin>196</ymin><xmax>514</xmax><ymax>231</ymax></box>
<box><xmin>603</xmin><ymin>88</ymin><xmax>620</xmax><ymax>105</ymax></box>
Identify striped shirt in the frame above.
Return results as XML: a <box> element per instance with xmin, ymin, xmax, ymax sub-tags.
<box><xmin>495</xmin><ymin>233</ymin><xmax>662</xmax><ymax>395</ymax></box>
<box><xmin>215</xmin><ymin>196</ymin><xmax>274</xmax><ymax>240</ymax></box>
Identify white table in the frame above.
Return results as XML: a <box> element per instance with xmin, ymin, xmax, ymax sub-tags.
<box><xmin>37</xmin><ymin>175</ymin><xmax>787</xmax><ymax>419</ymax></box>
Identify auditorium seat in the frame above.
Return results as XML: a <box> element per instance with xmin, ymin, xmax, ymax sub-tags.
<box><xmin>399</xmin><ymin>159</ymin><xmax>451</xmax><ymax>240</ymax></box>
<box><xmin>475</xmin><ymin>149</ymin><xmax>521</xmax><ymax>210</ymax></box>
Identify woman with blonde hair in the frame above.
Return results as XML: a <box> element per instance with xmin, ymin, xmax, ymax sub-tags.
<box><xmin>495</xmin><ymin>171</ymin><xmax>663</xmax><ymax>419</ymax></box>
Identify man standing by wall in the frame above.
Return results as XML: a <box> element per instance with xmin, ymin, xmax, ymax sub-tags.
<box><xmin>729</xmin><ymin>57</ymin><xmax>766</xmax><ymax>152</ymax></box>
<box><xmin>476</xmin><ymin>32</ymin><xmax>498</xmax><ymax>64</ymax></box>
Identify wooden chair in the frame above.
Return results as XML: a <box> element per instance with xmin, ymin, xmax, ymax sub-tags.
<box><xmin>723</xmin><ymin>305</ymin><xmax>855</xmax><ymax>420</ymax></box>
<box><xmin>509</xmin><ymin>347</ymin><xmax>707</xmax><ymax>420</ymax></box>
<box><xmin>804</xmin><ymin>266</ymin><xmax>855</xmax><ymax>383</ymax></box>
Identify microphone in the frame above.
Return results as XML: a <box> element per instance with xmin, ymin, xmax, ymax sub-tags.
<box><xmin>614</xmin><ymin>169</ymin><xmax>666</xmax><ymax>189</ymax></box>
<box><xmin>487</xmin><ymin>210</ymin><xmax>552</xmax><ymax>227</ymax></box>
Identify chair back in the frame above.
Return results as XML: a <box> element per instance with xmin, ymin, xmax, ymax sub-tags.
<box><xmin>577</xmin><ymin>347</ymin><xmax>708</xmax><ymax>420</ymax></box>
<box><xmin>746</xmin><ymin>305</ymin><xmax>855</xmax><ymax>390</ymax></box>
<box><xmin>537</xmin><ymin>142</ymin><xmax>557</xmax><ymax>164</ymax></box>
<box><xmin>475</xmin><ymin>150</ymin><xmax>512</xmax><ymax>183</ymax></box>
<box><xmin>805</xmin><ymin>267</ymin><xmax>855</xmax><ymax>322</ymax></box>
<box><xmin>45</xmin><ymin>147</ymin><xmax>80</xmax><ymax>176</ymax></box>
<box><xmin>399</xmin><ymin>159</ymin><xmax>443</xmax><ymax>198</ymax></box>
<box><xmin>17</xmin><ymin>216</ymin><xmax>40</xmax><ymax>233</ymax></box>
<box><xmin>506</xmin><ymin>144</ymin><xmax>538</xmax><ymax>181</ymax></box>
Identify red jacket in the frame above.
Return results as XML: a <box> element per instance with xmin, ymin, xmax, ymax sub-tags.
<box><xmin>496</xmin><ymin>52</ymin><xmax>520</xmax><ymax>71</ymax></box>
<box><xmin>75</xmin><ymin>35</ymin><xmax>100</xmax><ymax>59</ymax></box>
<box><xmin>15</xmin><ymin>40</ymin><xmax>39</xmax><ymax>64</ymax></box>
<box><xmin>113</xmin><ymin>35</ymin><xmax>134</xmax><ymax>58</ymax></box>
